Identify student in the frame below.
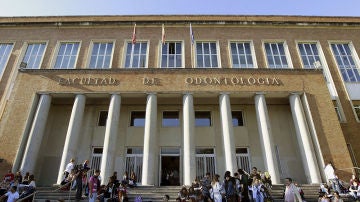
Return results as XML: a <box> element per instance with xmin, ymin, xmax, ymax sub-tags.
<box><xmin>0</xmin><ymin>186</ymin><xmax>19</xmax><ymax>202</ymax></box>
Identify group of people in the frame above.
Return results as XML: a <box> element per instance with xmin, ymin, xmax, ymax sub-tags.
<box><xmin>0</xmin><ymin>170</ymin><xmax>36</xmax><ymax>202</ymax></box>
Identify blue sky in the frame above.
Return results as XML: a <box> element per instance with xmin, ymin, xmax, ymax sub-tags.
<box><xmin>0</xmin><ymin>0</ymin><xmax>359</xmax><ymax>17</ymax></box>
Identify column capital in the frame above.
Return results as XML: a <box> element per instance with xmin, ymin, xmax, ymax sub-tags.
<box><xmin>219</xmin><ymin>92</ymin><xmax>230</xmax><ymax>95</ymax></box>
<box><xmin>146</xmin><ymin>92</ymin><xmax>157</xmax><ymax>96</ymax></box>
<box><xmin>289</xmin><ymin>92</ymin><xmax>302</xmax><ymax>96</ymax></box>
<box><xmin>255</xmin><ymin>92</ymin><xmax>266</xmax><ymax>96</ymax></box>
<box><xmin>108</xmin><ymin>92</ymin><xmax>121</xmax><ymax>95</ymax></box>
<box><xmin>183</xmin><ymin>92</ymin><xmax>193</xmax><ymax>96</ymax></box>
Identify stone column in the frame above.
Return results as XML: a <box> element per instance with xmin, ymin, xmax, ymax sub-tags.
<box><xmin>183</xmin><ymin>93</ymin><xmax>196</xmax><ymax>186</ymax></box>
<box><xmin>254</xmin><ymin>93</ymin><xmax>280</xmax><ymax>184</ymax></box>
<box><xmin>20</xmin><ymin>94</ymin><xmax>52</xmax><ymax>173</ymax></box>
<box><xmin>219</xmin><ymin>93</ymin><xmax>237</xmax><ymax>174</ymax></box>
<box><xmin>289</xmin><ymin>93</ymin><xmax>321</xmax><ymax>184</ymax></box>
<box><xmin>141</xmin><ymin>93</ymin><xmax>157</xmax><ymax>185</ymax></box>
<box><xmin>56</xmin><ymin>94</ymin><xmax>86</xmax><ymax>184</ymax></box>
<box><xmin>100</xmin><ymin>94</ymin><xmax>121</xmax><ymax>184</ymax></box>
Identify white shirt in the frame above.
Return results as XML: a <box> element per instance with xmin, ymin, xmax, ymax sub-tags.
<box><xmin>5</xmin><ymin>191</ymin><xmax>19</xmax><ymax>202</ymax></box>
<box><xmin>324</xmin><ymin>164</ymin><xmax>336</xmax><ymax>180</ymax></box>
<box><xmin>65</xmin><ymin>162</ymin><xmax>74</xmax><ymax>173</ymax></box>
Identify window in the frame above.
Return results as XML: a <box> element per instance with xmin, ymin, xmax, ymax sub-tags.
<box><xmin>298</xmin><ymin>43</ymin><xmax>322</xmax><ymax>69</ymax></box>
<box><xmin>236</xmin><ymin>148</ymin><xmax>251</xmax><ymax>173</ymax></box>
<box><xmin>125</xmin><ymin>42</ymin><xmax>148</xmax><ymax>68</ymax></box>
<box><xmin>230</xmin><ymin>42</ymin><xmax>254</xmax><ymax>68</ymax></box>
<box><xmin>196</xmin><ymin>42</ymin><xmax>219</xmax><ymax>68</ymax></box>
<box><xmin>0</xmin><ymin>43</ymin><xmax>13</xmax><ymax>79</ymax></box>
<box><xmin>162</xmin><ymin>111</ymin><xmax>180</xmax><ymax>127</ymax></box>
<box><xmin>89</xmin><ymin>42</ymin><xmax>113</xmax><ymax>69</ymax></box>
<box><xmin>195</xmin><ymin>111</ymin><xmax>212</xmax><ymax>126</ymax></box>
<box><xmin>331</xmin><ymin>43</ymin><xmax>360</xmax><ymax>82</ymax></box>
<box><xmin>97</xmin><ymin>111</ymin><xmax>108</xmax><ymax>126</ymax></box>
<box><xmin>354</xmin><ymin>104</ymin><xmax>360</xmax><ymax>121</ymax></box>
<box><xmin>264</xmin><ymin>42</ymin><xmax>289</xmax><ymax>68</ymax></box>
<box><xmin>130</xmin><ymin>111</ymin><xmax>146</xmax><ymax>127</ymax></box>
<box><xmin>21</xmin><ymin>43</ymin><xmax>46</xmax><ymax>69</ymax></box>
<box><xmin>232</xmin><ymin>111</ymin><xmax>244</xmax><ymax>126</ymax></box>
<box><xmin>333</xmin><ymin>100</ymin><xmax>345</xmax><ymax>122</ymax></box>
<box><xmin>54</xmin><ymin>42</ymin><xmax>80</xmax><ymax>69</ymax></box>
<box><xmin>161</xmin><ymin>42</ymin><xmax>182</xmax><ymax>68</ymax></box>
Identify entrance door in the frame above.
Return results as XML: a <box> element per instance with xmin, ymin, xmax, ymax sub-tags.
<box><xmin>235</xmin><ymin>147</ymin><xmax>251</xmax><ymax>174</ymax></box>
<box><xmin>91</xmin><ymin>147</ymin><xmax>103</xmax><ymax>171</ymax></box>
<box><xmin>125</xmin><ymin>148</ymin><xmax>143</xmax><ymax>184</ymax></box>
<box><xmin>195</xmin><ymin>148</ymin><xmax>216</xmax><ymax>180</ymax></box>
<box><xmin>160</xmin><ymin>148</ymin><xmax>180</xmax><ymax>186</ymax></box>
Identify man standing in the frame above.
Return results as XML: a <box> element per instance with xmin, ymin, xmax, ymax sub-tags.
<box><xmin>284</xmin><ymin>178</ymin><xmax>302</xmax><ymax>202</ymax></box>
<box><xmin>0</xmin><ymin>186</ymin><xmax>19</xmax><ymax>202</ymax></box>
<box><xmin>89</xmin><ymin>169</ymin><xmax>100</xmax><ymax>202</ymax></box>
<box><xmin>64</xmin><ymin>158</ymin><xmax>75</xmax><ymax>179</ymax></box>
<box><xmin>200</xmin><ymin>172</ymin><xmax>211</xmax><ymax>202</ymax></box>
<box><xmin>324</xmin><ymin>162</ymin><xmax>340</xmax><ymax>193</ymax></box>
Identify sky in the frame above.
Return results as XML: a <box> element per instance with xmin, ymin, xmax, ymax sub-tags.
<box><xmin>0</xmin><ymin>0</ymin><xmax>359</xmax><ymax>17</ymax></box>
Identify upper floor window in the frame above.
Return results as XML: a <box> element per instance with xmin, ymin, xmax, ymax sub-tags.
<box><xmin>330</xmin><ymin>43</ymin><xmax>360</xmax><ymax>82</ymax></box>
<box><xmin>21</xmin><ymin>43</ymin><xmax>46</xmax><ymax>69</ymax></box>
<box><xmin>195</xmin><ymin>111</ymin><xmax>212</xmax><ymax>126</ymax></box>
<box><xmin>0</xmin><ymin>43</ymin><xmax>14</xmax><ymax>79</ymax></box>
<box><xmin>196</xmin><ymin>42</ymin><xmax>219</xmax><ymax>68</ymax></box>
<box><xmin>130</xmin><ymin>111</ymin><xmax>146</xmax><ymax>127</ymax></box>
<box><xmin>264</xmin><ymin>42</ymin><xmax>289</xmax><ymax>68</ymax></box>
<box><xmin>298</xmin><ymin>43</ymin><xmax>322</xmax><ymax>69</ymax></box>
<box><xmin>161</xmin><ymin>42</ymin><xmax>182</xmax><ymax>68</ymax></box>
<box><xmin>162</xmin><ymin>111</ymin><xmax>180</xmax><ymax>127</ymax></box>
<box><xmin>54</xmin><ymin>42</ymin><xmax>80</xmax><ymax>69</ymax></box>
<box><xmin>125</xmin><ymin>42</ymin><xmax>148</xmax><ymax>68</ymax></box>
<box><xmin>89</xmin><ymin>42</ymin><xmax>113</xmax><ymax>69</ymax></box>
<box><xmin>97</xmin><ymin>111</ymin><xmax>108</xmax><ymax>126</ymax></box>
<box><xmin>230</xmin><ymin>42</ymin><xmax>254</xmax><ymax>68</ymax></box>
<box><xmin>232</xmin><ymin>111</ymin><xmax>244</xmax><ymax>126</ymax></box>
<box><xmin>353</xmin><ymin>104</ymin><xmax>360</xmax><ymax>121</ymax></box>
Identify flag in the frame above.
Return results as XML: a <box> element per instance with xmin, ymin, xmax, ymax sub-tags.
<box><xmin>190</xmin><ymin>23</ymin><xmax>194</xmax><ymax>45</ymax></box>
<box><xmin>132</xmin><ymin>23</ymin><xmax>136</xmax><ymax>44</ymax></box>
<box><xmin>161</xmin><ymin>24</ymin><xmax>166</xmax><ymax>45</ymax></box>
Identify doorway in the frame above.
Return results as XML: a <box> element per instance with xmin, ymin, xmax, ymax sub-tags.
<box><xmin>160</xmin><ymin>148</ymin><xmax>180</xmax><ymax>186</ymax></box>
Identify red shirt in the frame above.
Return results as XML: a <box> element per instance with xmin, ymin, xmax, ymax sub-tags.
<box><xmin>4</xmin><ymin>173</ymin><xmax>14</xmax><ymax>182</ymax></box>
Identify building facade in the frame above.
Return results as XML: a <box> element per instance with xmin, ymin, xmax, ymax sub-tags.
<box><xmin>0</xmin><ymin>15</ymin><xmax>359</xmax><ymax>186</ymax></box>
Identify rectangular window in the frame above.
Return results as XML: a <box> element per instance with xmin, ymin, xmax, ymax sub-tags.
<box><xmin>232</xmin><ymin>111</ymin><xmax>244</xmax><ymax>126</ymax></box>
<box><xmin>161</xmin><ymin>42</ymin><xmax>182</xmax><ymax>68</ymax></box>
<box><xmin>331</xmin><ymin>43</ymin><xmax>360</xmax><ymax>82</ymax></box>
<box><xmin>354</xmin><ymin>104</ymin><xmax>360</xmax><ymax>121</ymax></box>
<box><xmin>195</xmin><ymin>111</ymin><xmax>212</xmax><ymax>126</ymax></box>
<box><xmin>130</xmin><ymin>111</ymin><xmax>146</xmax><ymax>127</ymax></box>
<box><xmin>235</xmin><ymin>148</ymin><xmax>251</xmax><ymax>173</ymax></box>
<box><xmin>22</xmin><ymin>43</ymin><xmax>46</xmax><ymax>69</ymax></box>
<box><xmin>298</xmin><ymin>43</ymin><xmax>322</xmax><ymax>69</ymax></box>
<box><xmin>230</xmin><ymin>42</ymin><xmax>254</xmax><ymax>68</ymax></box>
<box><xmin>97</xmin><ymin>111</ymin><xmax>108</xmax><ymax>126</ymax></box>
<box><xmin>0</xmin><ymin>43</ymin><xmax>13</xmax><ymax>79</ymax></box>
<box><xmin>89</xmin><ymin>42</ymin><xmax>113</xmax><ymax>69</ymax></box>
<box><xmin>264</xmin><ymin>42</ymin><xmax>289</xmax><ymax>68</ymax></box>
<box><xmin>125</xmin><ymin>42</ymin><xmax>148</xmax><ymax>68</ymax></box>
<box><xmin>54</xmin><ymin>42</ymin><xmax>80</xmax><ymax>69</ymax></box>
<box><xmin>162</xmin><ymin>111</ymin><xmax>180</xmax><ymax>127</ymax></box>
<box><xmin>196</xmin><ymin>42</ymin><xmax>219</xmax><ymax>68</ymax></box>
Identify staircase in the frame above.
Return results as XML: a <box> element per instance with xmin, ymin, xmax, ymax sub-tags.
<box><xmin>32</xmin><ymin>184</ymin><xmax>351</xmax><ymax>202</ymax></box>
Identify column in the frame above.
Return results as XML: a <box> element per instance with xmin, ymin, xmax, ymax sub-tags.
<box><xmin>141</xmin><ymin>93</ymin><xmax>157</xmax><ymax>185</ymax></box>
<box><xmin>219</xmin><ymin>93</ymin><xmax>236</xmax><ymax>174</ymax></box>
<box><xmin>100</xmin><ymin>94</ymin><xmax>121</xmax><ymax>185</ymax></box>
<box><xmin>56</xmin><ymin>94</ymin><xmax>86</xmax><ymax>184</ymax></box>
<box><xmin>183</xmin><ymin>93</ymin><xmax>196</xmax><ymax>186</ymax></box>
<box><xmin>254</xmin><ymin>93</ymin><xmax>280</xmax><ymax>184</ymax></box>
<box><xmin>20</xmin><ymin>94</ymin><xmax>52</xmax><ymax>173</ymax></box>
<box><xmin>289</xmin><ymin>93</ymin><xmax>321</xmax><ymax>184</ymax></box>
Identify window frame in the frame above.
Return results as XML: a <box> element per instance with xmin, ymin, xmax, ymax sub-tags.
<box><xmin>159</xmin><ymin>41</ymin><xmax>184</xmax><ymax>68</ymax></box>
<box><xmin>87</xmin><ymin>40</ymin><xmax>115</xmax><ymax>69</ymax></box>
<box><xmin>351</xmin><ymin>101</ymin><xmax>360</xmax><ymax>122</ymax></box>
<box><xmin>329</xmin><ymin>41</ymin><xmax>360</xmax><ymax>83</ymax></box>
<box><xmin>231</xmin><ymin>110</ymin><xmax>245</xmax><ymax>127</ymax></box>
<box><xmin>194</xmin><ymin>110</ymin><xmax>212</xmax><ymax>127</ymax></box>
<box><xmin>195</xmin><ymin>41</ymin><xmax>221</xmax><ymax>68</ymax></box>
<box><xmin>97</xmin><ymin>110</ymin><xmax>108</xmax><ymax>127</ymax></box>
<box><xmin>262</xmin><ymin>40</ymin><xmax>293</xmax><ymax>69</ymax></box>
<box><xmin>51</xmin><ymin>41</ymin><xmax>81</xmax><ymax>69</ymax></box>
<box><xmin>228</xmin><ymin>40</ymin><xmax>257</xmax><ymax>68</ymax></box>
<box><xmin>123</xmin><ymin>40</ymin><xmax>150</xmax><ymax>68</ymax></box>
<box><xmin>129</xmin><ymin>110</ymin><xmax>146</xmax><ymax>127</ymax></box>
<box><xmin>20</xmin><ymin>41</ymin><xmax>48</xmax><ymax>69</ymax></box>
<box><xmin>162</xmin><ymin>110</ymin><xmax>180</xmax><ymax>127</ymax></box>
<box><xmin>0</xmin><ymin>42</ymin><xmax>14</xmax><ymax>81</ymax></box>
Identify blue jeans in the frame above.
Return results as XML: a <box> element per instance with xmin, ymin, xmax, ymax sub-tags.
<box><xmin>329</xmin><ymin>179</ymin><xmax>341</xmax><ymax>193</ymax></box>
<box><xmin>89</xmin><ymin>192</ymin><xmax>97</xmax><ymax>202</ymax></box>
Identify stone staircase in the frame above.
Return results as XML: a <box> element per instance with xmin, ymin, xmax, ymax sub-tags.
<box><xmin>31</xmin><ymin>184</ymin><xmax>351</xmax><ymax>202</ymax></box>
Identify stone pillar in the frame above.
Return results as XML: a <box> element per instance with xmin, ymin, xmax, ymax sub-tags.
<box><xmin>289</xmin><ymin>93</ymin><xmax>321</xmax><ymax>184</ymax></box>
<box><xmin>100</xmin><ymin>94</ymin><xmax>121</xmax><ymax>185</ymax></box>
<box><xmin>219</xmin><ymin>93</ymin><xmax>237</xmax><ymax>174</ymax></box>
<box><xmin>183</xmin><ymin>93</ymin><xmax>196</xmax><ymax>186</ymax></box>
<box><xmin>20</xmin><ymin>94</ymin><xmax>52</xmax><ymax>174</ymax></box>
<box><xmin>254</xmin><ymin>93</ymin><xmax>280</xmax><ymax>184</ymax></box>
<box><xmin>141</xmin><ymin>93</ymin><xmax>157</xmax><ymax>185</ymax></box>
<box><xmin>56</xmin><ymin>94</ymin><xmax>86</xmax><ymax>184</ymax></box>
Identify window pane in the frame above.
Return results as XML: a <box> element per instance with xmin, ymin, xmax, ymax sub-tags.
<box><xmin>22</xmin><ymin>43</ymin><xmax>46</xmax><ymax>69</ymax></box>
<box><xmin>196</xmin><ymin>42</ymin><xmax>218</xmax><ymax>68</ymax></box>
<box><xmin>195</xmin><ymin>111</ymin><xmax>211</xmax><ymax>126</ymax></box>
<box><xmin>130</xmin><ymin>111</ymin><xmax>146</xmax><ymax>127</ymax></box>
<box><xmin>232</xmin><ymin>111</ymin><xmax>244</xmax><ymax>126</ymax></box>
<box><xmin>265</xmin><ymin>42</ymin><xmax>288</xmax><ymax>68</ymax></box>
<box><xmin>162</xmin><ymin>111</ymin><xmax>180</xmax><ymax>127</ymax></box>
<box><xmin>331</xmin><ymin>43</ymin><xmax>360</xmax><ymax>82</ymax></box>
<box><xmin>125</xmin><ymin>42</ymin><xmax>148</xmax><ymax>68</ymax></box>
<box><xmin>90</xmin><ymin>42</ymin><xmax>113</xmax><ymax>69</ymax></box>
<box><xmin>98</xmin><ymin>111</ymin><xmax>108</xmax><ymax>126</ymax></box>
<box><xmin>0</xmin><ymin>43</ymin><xmax>13</xmax><ymax>77</ymax></box>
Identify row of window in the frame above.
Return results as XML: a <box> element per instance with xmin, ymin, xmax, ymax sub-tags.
<box><xmin>97</xmin><ymin>110</ymin><xmax>244</xmax><ymax>127</ymax></box>
<box><xmin>0</xmin><ymin>40</ymin><xmax>360</xmax><ymax>83</ymax></box>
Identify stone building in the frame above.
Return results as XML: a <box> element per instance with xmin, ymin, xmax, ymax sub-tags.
<box><xmin>0</xmin><ymin>15</ymin><xmax>359</xmax><ymax>186</ymax></box>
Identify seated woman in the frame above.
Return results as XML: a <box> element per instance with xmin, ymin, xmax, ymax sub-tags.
<box><xmin>349</xmin><ymin>180</ymin><xmax>360</xmax><ymax>200</ymax></box>
<box><xmin>176</xmin><ymin>186</ymin><xmax>188</xmax><ymax>202</ymax></box>
<box><xmin>19</xmin><ymin>174</ymin><xmax>36</xmax><ymax>199</ymax></box>
<box><xmin>128</xmin><ymin>171</ymin><xmax>137</xmax><ymax>188</ymax></box>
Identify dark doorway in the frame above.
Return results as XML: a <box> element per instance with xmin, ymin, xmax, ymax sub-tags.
<box><xmin>160</xmin><ymin>156</ymin><xmax>180</xmax><ymax>186</ymax></box>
